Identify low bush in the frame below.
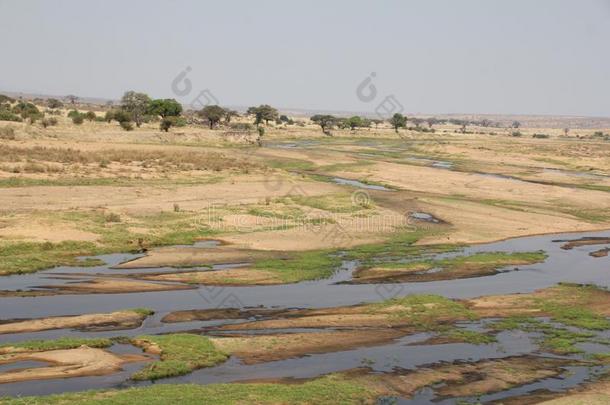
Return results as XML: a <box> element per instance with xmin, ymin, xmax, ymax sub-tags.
<box><xmin>120</xmin><ymin>120</ymin><xmax>134</xmax><ymax>131</ymax></box>
<box><xmin>41</xmin><ymin>117</ymin><xmax>58</xmax><ymax>128</ymax></box>
<box><xmin>0</xmin><ymin>110</ymin><xmax>23</xmax><ymax>122</ymax></box>
<box><xmin>72</xmin><ymin>115</ymin><xmax>84</xmax><ymax>125</ymax></box>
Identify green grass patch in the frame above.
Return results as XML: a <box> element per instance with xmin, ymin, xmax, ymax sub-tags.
<box><xmin>370</xmin><ymin>294</ymin><xmax>476</xmax><ymax>330</ymax></box>
<box><xmin>0</xmin><ymin>337</ymin><xmax>112</xmax><ymax>352</ymax></box>
<box><xmin>0</xmin><ymin>210</ymin><xmax>220</xmax><ymax>275</ymax></box>
<box><xmin>376</xmin><ymin>251</ymin><xmax>547</xmax><ymax>273</ymax></box>
<box><xmin>539</xmin><ymin>302</ymin><xmax>610</xmax><ymax>331</ymax></box>
<box><xmin>131</xmin><ymin>334</ymin><xmax>228</xmax><ymax>381</ymax></box>
<box><xmin>0</xmin><ymin>240</ymin><xmax>104</xmax><ymax>276</ymax></box>
<box><xmin>0</xmin><ymin>373</ymin><xmax>374</xmax><ymax>405</ymax></box>
<box><xmin>489</xmin><ymin>316</ymin><xmax>596</xmax><ymax>354</ymax></box>
<box><xmin>253</xmin><ymin>250</ymin><xmax>341</xmax><ymax>283</ymax></box>
<box><xmin>286</xmin><ymin>193</ymin><xmax>374</xmax><ymax>213</ymax></box>
<box><xmin>129</xmin><ymin>308</ymin><xmax>155</xmax><ymax>317</ymax></box>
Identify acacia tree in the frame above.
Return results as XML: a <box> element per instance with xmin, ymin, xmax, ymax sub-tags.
<box><xmin>426</xmin><ymin>117</ymin><xmax>438</xmax><ymax>128</ymax></box>
<box><xmin>247</xmin><ymin>104</ymin><xmax>278</xmax><ymax>126</ymax></box>
<box><xmin>47</xmin><ymin>98</ymin><xmax>64</xmax><ymax>109</ymax></box>
<box><xmin>389</xmin><ymin>113</ymin><xmax>407</xmax><ymax>133</ymax></box>
<box><xmin>311</xmin><ymin>114</ymin><xmax>337</xmax><ymax>136</ymax></box>
<box><xmin>121</xmin><ymin>91</ymin><xmax>151</xmax><ymax>127</ymax></box>
<box><xmin>512</xmin><ymin>120</ymin><xmax>521</xmax><ymax>129</ymax></box>
<box><xmin>199</xmin><ymin>105</ymin><xmax>226</xmax><ymax>129</ymax></box>
<box><xmin>65</xmin><ymin>95</ymin><xmax>79</xmax><ymax>105</ymax></box>
<box><xmin>148</xmin><ymin>99</ymin><xmax>182</xmax><ymax>132</ymax></box>
<box><xmin>345</xmin><ymin>116</ymin><xmax>365</xmax><ymax>131</ymax></box>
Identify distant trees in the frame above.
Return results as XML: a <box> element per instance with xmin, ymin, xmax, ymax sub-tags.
<box><xmin>247</xmin><ymin>104</ymin><xmax>278</xmax><ymax>126</ymax></box>
<box><xmin>47</xmin><ymin>98</ymin><xmax>64</xmax><ymax>109</ymax></box>
<box><xmin>345</xmin><ymin>116</ymin><xmax>367</xmax><ymax>131</ymax></box>
<box><xmin>311</xmin><ymin>114</ymin><xmax>337</xmax><ymax>135</ymax></box>
<box><xmin>120</xmin><ymin>91</ymin><xmax>151</xmax><ymax>127</ymax></box>
<box><xmin>389</xmin><ymin>113</ymin><xmax>407</xmax><ymax>133</ymax></box>
<box><xmin>199</xmin><ymin>105</ymin><xmax>226</xmax><ymax>129</ymax></box>
<box><xmin>371</xmin><ymin>119</ymin><xmax>384</xmax><ymax>129</ymax></box>
<box><xmin>65</xmin><ymin>95</ymin><xmax>79</xmax><ymax>105</ymax></box>
<box><xmin>426</xmin><ymin>117</ymin><xmax>438</xmax><ymax>128</ymax></box>
<box><xmin>512</xmin><ymin>120</ymin><xmax>521</xmax><ymax>129</ymax></box>
<box><xmin>410</xmin><ymin>118</ymin><xmax>424</xmax><ymax>128</ymax></box>
<box><xmin>148</xmin><ymin>99</ymin><xmax>182</xmax><ymax>132</ymax></box>
<box><xmin>224</xmin><ymin>109</ymin><xmax>239</xmax><ymax>123</ymax></box>
<box><xmin>0</xmin><ymin>94</ymin><xmax>15</xmax><ymax>104</ymax></box>
<box><xmin>148</xmin><ymin>98</ymin><xmax>182</xmax><ymax>119</ymax></box>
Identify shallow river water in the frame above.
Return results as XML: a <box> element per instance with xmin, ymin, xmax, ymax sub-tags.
<box><xmin>0</xmin><ymin>228</ymin><xmax>609</xmax><ymax>399</ymax></box>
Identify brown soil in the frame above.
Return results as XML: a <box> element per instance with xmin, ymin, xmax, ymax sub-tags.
<box><xmin>36</xmin><ymin>278</ymin><xmax>195</xmax><ymax>295</ymax></box>
<box><xmin>161</xmin><ymin>308</ymin><xmax>286</xmax><ymax>323</ymax></box>
<box><xmin>0</xmin><ymin>310</ymin><xmax>148</xmax><ymax>335</ymax></box>
<box><xmin>0</xmin><ymin>347</ymin><xmax>147</xmax><ymax>384</ymax></box>
<box><xmin>469</xmin><ymin>284</ymin><xmax>610</xmax><ymax>318</ymax></box>
<box><xmin>246</xmin><ymin>356</ymin><xmax>574</xmax><ymax>401</ymax></box>
<box><xmin>590</xmin><ymin>248</ymin><xmax>610</xmax><ymax>258</ymax></box>
<box><xmin>141</xmin><ymin>268</ymin><xmax>282</xmax><ymax>286</ymax></box>
<box><xmin>559</xmin><ymin>237</ymin><xmax>610</xmax><ymax>250</ymax></box>
<box><xmin>210</xmin><ymin>329</ymin><xmax>405</xmax><ymax>364</ymax></box>
<box><xmin>351</xmin><ymin>263</ymin><xmax>518</xmax><ymax>284</ymax></box>
<box><xmin>114</xmin><ymin>246</ymin><xmax>279</xmax><ymax>269</ymax></box>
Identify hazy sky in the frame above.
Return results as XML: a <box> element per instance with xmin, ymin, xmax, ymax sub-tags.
<box><xmin>1</xmin><ymin>0</ymin><xmax>609</xmax><ymax>116</ymax></box>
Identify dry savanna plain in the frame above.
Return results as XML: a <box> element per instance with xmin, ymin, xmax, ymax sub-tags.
<box><xmin>1</xmin><ymin>100</ymin><xmax>610</xmax><ymax>404</ymax></box>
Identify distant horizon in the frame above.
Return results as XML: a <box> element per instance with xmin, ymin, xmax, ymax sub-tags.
<box><xmin>2</xmin><ymin>0</ymin><xmax>609</xmax><ymax>118</ymax></box>
<box><xmin>3</xmin><ymin>89</ymin><xmax>610</xmax><ymax>122</ymax></box>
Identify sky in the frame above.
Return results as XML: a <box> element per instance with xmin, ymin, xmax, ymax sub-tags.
<box><xmin>1</xmin><ymin>0</ymin><xmax>609</xmax><ymax>116</ymax></box>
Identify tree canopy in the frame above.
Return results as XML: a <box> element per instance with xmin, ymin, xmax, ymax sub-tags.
<box><xmin>148</xmin><ymin>99</ymin><xmax>182</xmax><ymax>118</ymax></box>
<box><xmin>199</xmin><ymin>105</ymin><xmax>226</xmax><ymax>129</ymax></box>
<box><xmin>311</xmin><ymin>114</ymin><xmax>337</xmax><ymax>135</ymax></box>
<box><xmin>247</xmin><ymin>104</ymin><xmax>278</xmax><ymax>126</ymax></box>
<box><xmin>389</xmin><ymin>113</ymin><xmax>407</xmax><ymax>133</ymax></box>
<box><xmin>121</xmin><ymin>91</ymin><xmax>151</xmax><ymax>127</ymax></box>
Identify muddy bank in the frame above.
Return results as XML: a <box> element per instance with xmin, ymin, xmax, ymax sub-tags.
<box><xmin>0</xmin><ymin>310</ymin><xmax>151</xmax><ymax>335</ymax></box>
<box><xmin>210</xmin><ymin>329</ymin><xmax>405</xmax><ymax>365</ymax></box>
<box><xmin>557</xmin><ymin>237</ymin><xmax>610</xmax><ymax>250</ymax></box>
<box><xmin>0</xmin><ymin>347</ymin><xmax>146</xmax><ymax>384</ymax></box>
<box><xmin>114</xmin><ymin>245</ymin><xmax>280</xmax><ymax>269</ymax></box>
<box><xmin>590</xmin><ymin>248</ymin><xmax>610</xmax><ymax>258</ymax></box>
<box><xmin>141</xmin><ymin>268</ymin><xmax>283</xmax><ymax>286</ymax></box>
<box><xmin>161</xmin><ymin>307</ymin><xmax>286</xmax><ymax>323</ymax></box>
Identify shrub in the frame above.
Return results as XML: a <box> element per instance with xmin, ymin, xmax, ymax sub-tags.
<box><xmin>173</xmin><ymin>116</ymin><xmax>187</xmax><ymax>127</ymax></box>
<box><xmin>112</xmin><ymin>110</ymin><xmax>131</xmax><ymax>123</ymax></box>
<box><xmin>0</xmin><ymin>110</ymin><xmax>23</xmax><ymax>122</ymax></box>
<box><xmin>511</xmin><ymin>131</ymin><xmax>522</xmax><ymax>137</ymax></box>
<box><xmin>95</xmin><ymin>116</ymin><xmax>106</xmax><ymax>122</ymax></box>
<box><xmin>0</xmin><ymin>94</ymin><xmax>15</xmax><ymax>103</ymax></box>
<box><xmin>41</xmin><ymin>117</ymin><xmax>58</xmax><ymax>128</ymax></box>
<box><xmin>533</xmin><ymin>133</ymin><xmax>549</xmax><ymax>139</ymax></box>
<box><xmin>13</xmin><ymin>102</ymin><xmax>40</xmax><ymax>120</ymax></box>
<box><xmin>104</xmin><ymin>110</ymin><xmax>115</xmax><ymax>122</ymax></box>
<box><xmin>160</xmin><ymin>118</ymin><xmax>173</xmax><ymax>132</ymax></box>
<box><xmin>67</xmin><ymin>110</ymin><xmax>81</xmax><ymax>118</ymax></box>
<box><xmin>47</xmin><ymin>98</ymin><xmax>63</xmax><ymax>109</ymax></box>
<box><xmin>72</xmin><ymin>115</ymin><xmax>84</xmax><ymax>125</ymax></box>
<box><xmin>120</xmin><ymin>120</ymin><xmax>134</xmax><ymax>131</ymax></box>
<box><xmin>85</xmin><ymin>111</ymin><xmax>97</xmax><ymax>121</ymax></box>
